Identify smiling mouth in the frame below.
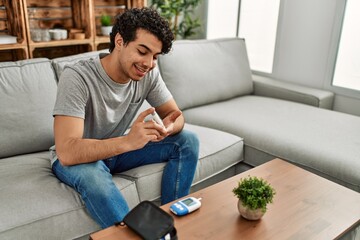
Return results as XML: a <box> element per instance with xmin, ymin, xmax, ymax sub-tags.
<box><xmin>134</xmin><ymin>64</ymin><xmax>148</xmax><ymax>74</ymax></box>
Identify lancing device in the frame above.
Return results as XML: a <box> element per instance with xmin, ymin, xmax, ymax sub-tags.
<box><xmin>151</xmin><ymin>111</ymin><xmax>165</xmax><ymax>127</ymax></box>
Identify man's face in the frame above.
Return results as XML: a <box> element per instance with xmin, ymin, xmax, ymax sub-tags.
<box><xmin>117</xmin><ymin>29</ymin><xmax>162</xmax><ymax>82</ymax></box>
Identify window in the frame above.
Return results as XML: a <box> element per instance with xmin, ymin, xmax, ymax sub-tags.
<box><xmin>206</xmin><ymin>0</ymin><xmax>239</xmax><ymax>39</ymax></box>
<box><xmin>206</xmin><ymin>0</ymin><xmax>280</xmax><ymax>73</ymax></box>
<box><xmin>332</xmin><ymin>0</ymin><xmax>360</xmax><ymax>91</ymax></box>
<box><xmin>238</xmin><ymin>0</ymin><xmax>280</xmax><ymax>73</ymax></box>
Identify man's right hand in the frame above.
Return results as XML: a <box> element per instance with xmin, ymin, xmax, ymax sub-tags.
<box><xmin>126</xmin><ymin>108</ymin><xmax>168</xmax><ymax>150</ymax></box>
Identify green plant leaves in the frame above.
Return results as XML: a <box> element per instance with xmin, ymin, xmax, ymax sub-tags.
<box><xmin>233</xmin><ymin>176</ymin><xmax>276</xmax><ymax>212</ymax></box>
<box><xmin>100</xmin><ymin>15</ymin><xmax>112</xmax><ymax>26</ymax></box>
<box><xmin>150</xmin><ymin>0</ymin><xmax>202</xmax><ymax>39</ymax></box>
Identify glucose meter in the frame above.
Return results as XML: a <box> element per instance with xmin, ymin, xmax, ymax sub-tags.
<box><xmin>170</xmin><ymin>197</ymin><xmax>202</xmax><ymax>216</ymax></box>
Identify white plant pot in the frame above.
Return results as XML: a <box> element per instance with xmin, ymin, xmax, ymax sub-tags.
<box><xmin>101</xmin><ymin>26</ymin><xmax>113</xmax><ymax>36</ymax></box>
<box><xmin>237</xmin><ymin>200</ymin><xmax>265</xmax><ymax>220</ymax></box>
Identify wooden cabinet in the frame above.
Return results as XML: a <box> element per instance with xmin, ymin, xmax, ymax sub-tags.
<box><xmin>0</xmin><ymin>0</ymin><xmax>145</xmax><ymax>62</ymax></box>
<box><xmin>0</xmin><ymin>0</ymin><xmax>28</xmax><ymax>61</ymax></box>
<box><xmin>23</xmin><ymin>0</ymin><xmax>94</xmax><ymax>58</ymax></box>
<box><xmin>94</xmin><ymin>0</ymin><xmax>127</xmax><ymax>50</ymax></box>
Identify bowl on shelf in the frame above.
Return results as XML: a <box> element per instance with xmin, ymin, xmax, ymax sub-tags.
<box><xmin>69</xmin><ymin>29</ymin><xmax>84</xmax><ymax>39</ymax></box>
<box><xmin>49</xmin><ymin>29</ymin><xmax>68</xmax><ymax>40</ymax></box>
<box><xmin>30</xmin><ymin>29</ymin><xmax>50</xmax><ymax>42</ymax></box>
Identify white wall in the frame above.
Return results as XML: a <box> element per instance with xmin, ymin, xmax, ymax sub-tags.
<box><xmin>272</xmin><ymin>0</ymin><xmax>337</xmax><ymax>88</ymax></box>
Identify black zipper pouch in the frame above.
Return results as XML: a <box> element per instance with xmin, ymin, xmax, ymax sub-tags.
<box><xmin>119</xmin><ymin>201</ymin><xmax>177</xmax><ymax>240</ymax></box>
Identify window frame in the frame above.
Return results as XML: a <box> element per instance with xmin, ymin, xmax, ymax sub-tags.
<box><xmin>237</xmin><ymin>0</ymin><xmax>281</xmax><ymax>74</ymax></box>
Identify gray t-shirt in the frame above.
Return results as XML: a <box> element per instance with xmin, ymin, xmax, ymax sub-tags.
<box><xmin>50</xmin><ymin>54</ymin><xmax>172</xmax><ymax>165</ymax></box>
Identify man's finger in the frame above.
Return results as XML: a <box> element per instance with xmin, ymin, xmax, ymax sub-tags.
<box><xmin>135</xmin><ymin>108</ymin><xmax>155</xmax><ymax>123</ymax></box>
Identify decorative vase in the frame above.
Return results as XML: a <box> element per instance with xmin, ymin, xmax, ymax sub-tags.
<box><xmin>101</xmin><ymin>26</ymin><xmax>113</xmax><ymax>36</ymax></box>
<box><xmin>237</xmin><ymin>200</ymin><xmax>265</xmax><ymax>220</ymax></box>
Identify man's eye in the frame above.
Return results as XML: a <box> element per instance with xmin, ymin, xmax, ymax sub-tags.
<box><xmin>138</xmin><ymin>50</ymin><xmax>146</xmax><ymax>55</ymax></box>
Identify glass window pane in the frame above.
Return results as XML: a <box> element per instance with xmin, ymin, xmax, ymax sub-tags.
<box><xmin>333</xmin><ymin>0</ymin><xmax>360</xmax><ymax>91</ymax></box>
<box><xmin>238</xmin><ymin>0</ymin><xmax>280</xmax><ymax>73</ymax></box>
<box><xmin>206</xmin><ymin>0</ymin><xmax>239</xmax><ymax>39</ymax></box>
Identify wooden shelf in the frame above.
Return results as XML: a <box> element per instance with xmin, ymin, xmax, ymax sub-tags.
<box><xmin>29</xmin><ymin>38</ymin><xmax>93</xmax><ymax>48</ymax></box>
<box><xmin>93</xmin><ymin>0</ymin><xmax>147</xmax><ymax>50</ymax></box>
<box><xmin>0</xmin><ymin>0</ymin><xmax>145</xmax><ymax>61</ymax></box>
<box><xmin>0</xmin><ymin>0</ymin><xmax>29</xmax><ymax>61</ymax></box>
<box><xmin>95</xmin><ymin>35</ymin><xmax>110</xmax><ymax>50</ymax></box>
<box><xmin>23</xmin><ymin>0</ymin><xmax>95</xmax><ymax>58</ymax></box>
<box><xmin>93</xmin><ymin>0</ymin><xmax>127</xmax><ymax>50</ymax></box>
<box><xmin>0</xmin><ymin>43</ymin><xmax>28</xmax><ymax>50</ymax></box>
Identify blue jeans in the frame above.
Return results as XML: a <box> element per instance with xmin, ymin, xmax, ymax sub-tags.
<box><xmin>52</xmin><ymin>130</ymin><xmax>199</xmax><ymax>228</ymax></box>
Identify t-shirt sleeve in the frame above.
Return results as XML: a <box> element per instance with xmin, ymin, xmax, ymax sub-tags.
<box><xmin>146</xmin><ymin>67</ymin><xmax>173</xmax><ymax>107</ymax></box>
<box><xmin>53</xmin><ymin>67</ymin><xmax>89</xmax><ymax>119</ymax></box>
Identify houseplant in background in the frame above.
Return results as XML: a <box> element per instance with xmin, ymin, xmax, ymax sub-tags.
<box><xmin>150</xmin><ymin>0</ymin><xmax>202</xmax><ymax>39</ymax></box>
<box><xmin>100</xmin><ymin>14</ymin><xmax>113</xmax><ymax>36</ymax></box>
<box><xmin>232</xmin><ymin>176</ymin><xmax>276</xmax><ymax>220</ymax></box>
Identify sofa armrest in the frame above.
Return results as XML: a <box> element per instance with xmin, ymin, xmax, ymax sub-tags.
<box><xmin>252</xmin><ymin>74</ymin><xmax>334</xmax><ymax>109</ymax></box>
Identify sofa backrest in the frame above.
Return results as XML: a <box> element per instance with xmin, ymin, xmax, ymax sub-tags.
<box><xmin>158</xmin><ymin>38</ymin><xmax>254</xmax><ymax>110</ymax></box>
<box><xmin>51</xmin><ymin>49</ymin><xmax>109</xmax><ymax>81</ymax></box>
<box><xmin>0</xmin><ymin>58</ymin><xmax>57</xmax><ymax>158</ymax></box>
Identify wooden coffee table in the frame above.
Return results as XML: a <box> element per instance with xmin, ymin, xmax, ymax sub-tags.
<box><xmin>90</xmin><ymin>159</ymin><xmax>360</xmax><ymax>240</ymax></box>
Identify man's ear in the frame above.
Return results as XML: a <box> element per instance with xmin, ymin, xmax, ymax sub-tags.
<box><xmin>115</xmin><ymin>33</ymin><xmax>123</xmax><ymax>49</ymax></box>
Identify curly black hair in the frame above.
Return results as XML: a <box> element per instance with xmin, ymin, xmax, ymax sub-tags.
<box><xmin>109</xmin><ymin>8</ymin><xmax>174</xmax><ymax>54</ymax></box>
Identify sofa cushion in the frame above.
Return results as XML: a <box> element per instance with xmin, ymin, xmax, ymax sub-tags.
<box><xmin>51</xmin><ymin>49</ymin><xmax>108</xmax><ymax>81</ymax></box>
<box><xmin>119</xmin><ymin>123</ymin><xmax>244</xmax><ymax>201</ymax></box>
<box><xmin>158</xmin><ymin>38</ymin><xmax>253</xmax><ymax>110</ymax></box>
<box><xmin>0</xmin><ymin>152</ymin><xmax>139</xmax><ymax>239</ymax></box>
<box><xmin>182</xmin><ymin>95</ymin><xmax>360</xmax><ymax>192</ymax></box>
<box><xmin>0</xmin><ymin>58</ymin><xmax>57</xmax><ymax>158</ymax></box>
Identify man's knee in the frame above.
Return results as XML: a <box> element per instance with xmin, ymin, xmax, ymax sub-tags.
<box><xmin>178</xmin><ymin>129</ymin><xmax>200</xmax><ymax>154</ymax></box>
<box><xmin>83</xmin><ymin>162</ymin><xmax>112</xmax><ymax>181</ymax></box>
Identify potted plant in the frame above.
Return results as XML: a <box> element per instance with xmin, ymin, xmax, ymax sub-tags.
<box><xmin>150</xmin><ymin>0</ymin><xmax>202</xmax><ymax>39</ymax></box>
<box><xmin>100</xmin><ymin>14</ymin><xmax>113</xmax><ymax>36</ymax></box>
<box><xmin>232</xmin><ymin>176</ymin><xmax>276</xmax><ymax>220</ymax></box>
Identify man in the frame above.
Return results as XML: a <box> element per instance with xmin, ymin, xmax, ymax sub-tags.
<box><xmin>50</xmin><ymin>8</ymin><xmax>199</xmax><ymax>229</ymax></box>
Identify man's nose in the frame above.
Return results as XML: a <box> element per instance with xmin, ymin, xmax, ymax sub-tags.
<box><xmin>144</xmin><ymin>57</ymin><xmax>156</xmax><ymax>69</ymax></box>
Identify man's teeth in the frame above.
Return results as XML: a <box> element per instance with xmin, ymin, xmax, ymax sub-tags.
<box><xmin>136</xmin><ymin>65</ymin><xmax>147</xmax><ymax>73</ymax></box>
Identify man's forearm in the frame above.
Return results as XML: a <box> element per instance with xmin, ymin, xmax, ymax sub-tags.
<box><xmin>171</xmin><ymin>114</ymin><xmax>185</xmax><ymax>135</ymax></box>
<box><xmin>56</xmin><ymin>136</ymin><xmax>132</xmax><ymax>166</ymax></box>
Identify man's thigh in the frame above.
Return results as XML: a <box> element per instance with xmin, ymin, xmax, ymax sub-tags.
<box><xmin>52</xmin><ymin>159</ymin><xmax>111</xmax><ymax>188</ymax></box>
<box><xmin>109</xmin><ymin>130</ymin><xmax>196</xmax><ymax>173</ymax></box>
